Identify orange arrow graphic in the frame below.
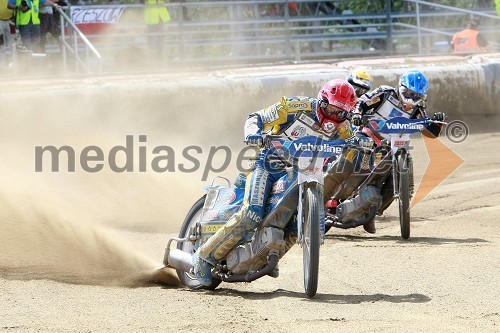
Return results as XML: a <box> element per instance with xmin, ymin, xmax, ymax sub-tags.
<box><xmin>411</xmin><ymin>134</ymin><xmax>464</xmax><ymax>208</ymax></box>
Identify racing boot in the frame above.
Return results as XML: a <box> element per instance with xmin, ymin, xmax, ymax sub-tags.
<box><xmin>192</xmin><ymin>251</ymin><xmax>214</xmax><ymax>286</ymax></box>
<box><xmin>268</xmin><ymin>264</ymin><xmax>279</xmax><ymax>278</ymax></box>
<box><xmin>195</xmin><ymin>206</ymin><xmax>260</xmax><ymax>285</ymax></box>
<box><xmin>268</xmin><ymin>232</ymin><xmax>297</xmax><ymax>278</ymax></box>
<box><xmin>363</xmin><ymin>218</ymin><xmax>376</xmax><ymax>234</ymax></box>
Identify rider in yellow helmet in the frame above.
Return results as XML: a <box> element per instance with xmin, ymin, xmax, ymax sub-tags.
<box><xmin>346</xmin><ymin>69</ymin><xmax>373</xmax><ymax>98</ymax></box>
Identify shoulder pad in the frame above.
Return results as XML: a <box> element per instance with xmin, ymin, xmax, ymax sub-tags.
<box><xmin>285</xmin><ymin>97</ymin><xmax>314</xmax><ymax>113</ymax></box>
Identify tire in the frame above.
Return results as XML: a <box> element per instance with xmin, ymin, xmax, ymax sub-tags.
<box><xmin>397</xmin><ymin>153</ymin><xmax>411</xmax><ymax>240</ymax></box>
<box><xmin>303</xmin><ymin>185</ymin><xmax>321</xmax><ymax>298</ymax></box>
<box><xmin>176</xmin><ymin>195</ymin><xmax>221</xmax><ymax>290</ymax></box>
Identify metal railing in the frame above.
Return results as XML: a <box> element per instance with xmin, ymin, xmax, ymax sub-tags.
<box><xmin>7</xmin><ymin>0</ymin><xmax>499</xmax><ymax>75</ymax></box>
<box><xmin>57</xmin><ymin>6</ymin><xmax>102</xmax><ymax>74</ymax></box>
<box><xmin>73</xmin><ymin>1</ymin><xmax>497</xmax><ymax>70</ymax></box>
<box><xmin>403</xmin><ymin>0</ymin><xmax>500</xmax><ymax>54</ymax></box>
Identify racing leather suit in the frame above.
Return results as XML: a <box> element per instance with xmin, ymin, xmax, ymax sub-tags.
<box><xmin>198</xmin><ymin>96</ymin><xmax>353</xmax><ymax>265</ymax></box>
<box><xmin>324</xmin><ymin>86</ymin><xmax>444</xmax><ymax>215</ymax></box>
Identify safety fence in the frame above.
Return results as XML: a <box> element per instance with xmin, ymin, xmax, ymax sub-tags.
<box><xmin>5</xmin><ymin>0</ymin><xmax>500</xmax><ymax>75</ymax></box>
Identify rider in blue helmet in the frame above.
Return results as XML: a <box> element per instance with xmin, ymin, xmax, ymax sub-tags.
<box><xmin>323</xmin><ymin>70</ymin><xmax>446</xmax><ymax>234</ymax></box>
<box><xmin>398</xmin><ymin>70</ymin><xmax>429</xmax><ymax>113</ymax></box>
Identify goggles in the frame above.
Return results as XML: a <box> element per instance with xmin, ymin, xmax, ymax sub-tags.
<box><xmin>325</xmin><ymin>104</ymin><xmax>349</xmax><ymax>121</ymax></box>
<box><xmin>400</xmin><ymin>86</ymin><xmax>425</xmax><ymax>103</ymax></box>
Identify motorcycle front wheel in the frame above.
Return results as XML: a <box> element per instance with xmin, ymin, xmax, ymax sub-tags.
<box><xmin>176</xmin><ymin>195</ymin><xmax>222</xmax><ymax>290</ymax></box>
<box><xmin>302</xmin><ymin>185</ymin><xmax>320</xmax><ymax>298</ymax></box>
<box><xmin>397</xmin><ymin>152</ymin><xmax>411</xmax><ymax>240</ymax></box>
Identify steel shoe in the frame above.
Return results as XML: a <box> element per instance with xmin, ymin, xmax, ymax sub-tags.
<box><xmin>363</xmin><ymin>218</ymin><xmax>376</xmax><ymax>234</ymax></box>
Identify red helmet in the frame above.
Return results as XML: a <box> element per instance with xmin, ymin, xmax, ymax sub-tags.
<box><xmin>317</xmin><ymin>79</ymin><xmax>357</xmax><ymax>125</ymax></box>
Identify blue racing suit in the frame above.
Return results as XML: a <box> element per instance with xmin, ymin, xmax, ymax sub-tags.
<box><xmin>197</xmin><ymin>96</ymin><xmax>353</xmax><ymax>265</ymax></box>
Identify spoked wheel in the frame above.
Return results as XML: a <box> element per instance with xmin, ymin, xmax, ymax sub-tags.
<box><xmin>302</xmin><ymin>185</ymin><xmax>321</xmax><ymax>298</ymax></box>
<box><xmin>397</xmin><ymin>152</ymin><xmax>411</xmax><ymax>240</ymax></box>
<box><xmin>176</xmin><ymin>195</ymin><xmax>221</xmax><ymax>290</ymax></box>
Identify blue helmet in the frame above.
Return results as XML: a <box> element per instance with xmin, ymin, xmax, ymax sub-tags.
<box><xmin>398</xmin><ymin>70</ymin><xmax>428</xmax><ymax>112</ymax></box>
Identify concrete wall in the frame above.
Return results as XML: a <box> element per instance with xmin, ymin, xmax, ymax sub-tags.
<box><xmin>0</xmin><ymin>54</ymin><xmax>498</xmax><ymax>231</ymax></box>
<box><xmin>2</xmin><ymin>54</ymin><xmax>500</xmax><ymax>139</ymax></box>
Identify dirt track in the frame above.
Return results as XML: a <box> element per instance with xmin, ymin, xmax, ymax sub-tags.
<box><xmin>1</xmin><ymin>124</ymin><xmax>499</xmax><ymax>332</ymax></box>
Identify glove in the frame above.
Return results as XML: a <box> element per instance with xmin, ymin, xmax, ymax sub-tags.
<box><xmin>431</xmin><ymin>112</ymin><xmax>446</xmax><ymax>122</ymax></box>
<box><xmin>351</xmin><ymin>113</ymin><xmax>363</xmax><ymax>126</ymax></box>
<box><xmin>349</xmin><ymin>135</ymin><xmax>374</xmax><ymax>150</ymax></box>
<box><xmin>245</xmin><ymin>134</ymin><xmax>264</xmax><ymax>148</ymax></box>
<box><xmin>358</xmin><ymin>136</ymin><xmax>374</xmax><ymax>149</ymax></box>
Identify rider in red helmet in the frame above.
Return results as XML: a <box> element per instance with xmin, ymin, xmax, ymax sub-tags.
<box><xmin>192</xmin><ymin>79</ymin><xmax>357</xmax><ymax>286</ymax></box>
<box><xmin>317</xmin><ymin>79</ymin><xmax>358</xmax><ymax>127</ymax></box>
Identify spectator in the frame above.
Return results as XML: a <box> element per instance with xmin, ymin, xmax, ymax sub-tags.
<box><xmin>7</xmin><ymin>0</ymin><xmax>60</xmax><ymax>53</ymax></box>
<box><xmin>177</xmin><ymin>0</ymin><xmax>190</xmax><ymax>21</ymax></box>
<box><xmin>39</xmin><ymin>1</ymin><xmax>63</xmax><ymax>53</ymax></box>
<box><xmin>0</xmin><ymin>0</ymin><xmax>14</xmax><ymax>63</ymax></box>
<box><xmin>144</xmin><ymin>0</ymin><xmax>171</xmax><ymax>60</ymax></box>
<box><xmin>262</xmin><ymin>2</ymin><xmax>300</xmax><ymax>16</ymax></box>
<box><xmin>451</xmin><ymin>19</ymin><xmax>488</xmax><ymax>53</ymax></box>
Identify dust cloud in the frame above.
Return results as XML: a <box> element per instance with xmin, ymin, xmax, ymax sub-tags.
<box><xmin>0</xmin><ymin>192</ymin><xmax>179</xmax><ymax>287</ymax></box>
<box><xmin>0</xmin><ymin>80</ymin><xmax>247</xmax><ymax>287</ymax></box>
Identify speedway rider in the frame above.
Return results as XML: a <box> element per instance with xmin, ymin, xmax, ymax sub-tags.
<box><xmin>323</xmin><ymin>70</ymin><xmax>446</xmax><ymax>234</ymax></box>
<box><xmin>347</xmin><ymin>69</ymin><xmax>373</xmax><ymax>98</ymax></box>
<box><xmin>193</xmin><ymin>79</ymin><xmax>358</xmax><ymax>286</ymax></box>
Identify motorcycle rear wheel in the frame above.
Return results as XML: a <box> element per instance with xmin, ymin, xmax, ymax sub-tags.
<box><xmin>176</xmin><ymin>195</ymin><xmax>222</xmax><ymax>290</ymax></box>
<box><xmin>303</xmin><ymin>185</ymin><xmax>320</xmax><ymax>297</ymax></box>
<box><xmin>397</xmin><ymin>153</ymin><xmax>411</xmax><ymax>240</ymax></box>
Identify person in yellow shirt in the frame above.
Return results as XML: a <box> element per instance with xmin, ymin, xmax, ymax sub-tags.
<box><xmin>7</xmin><ymin>0</ymin><xmax>60</xmax><ymax>52</ymax></box>
<box><xmin>144</xmin><ymin>0</ymin><xmax>170</xmax><ymax>59</ymax></box>
<box><xmin>0</xmin><ymin>0</ymin><xmax>14</xmax><ymax>62</ymax></box>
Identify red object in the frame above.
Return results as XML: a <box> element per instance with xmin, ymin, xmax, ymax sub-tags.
<box><xmin>319</xmin><ymin>79</ymin><xmax>357</xmax><ymax>113</ymax></box>
<box><xmin>289</xmin><ymin>3</ymin><xmax>300</xmax><ymax>15</ymax></box>
<box><xmin>317</xmin><ymin>79</ymin><xmax>357</xmax><ymax>125</ymax></box>
<box><xmin>76</xmin><ymin>23</ymin><xmax>114</xmax><ymax>36</ymax></box>
<box><xmin>326</xmin><ymin>199</ymin><xmax>339</xmax><ymax>208</ymax></box>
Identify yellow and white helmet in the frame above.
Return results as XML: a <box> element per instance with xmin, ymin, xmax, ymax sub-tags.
<box><xmin>347</xmin><ymin>69</ymin><xmax>373</xmax><ymax>97</ymax></box>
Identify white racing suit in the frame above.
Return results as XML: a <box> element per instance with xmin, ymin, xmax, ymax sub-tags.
<box><xmin>324</xmin><ymin>86</ymin><xmax>444</xmax><ymax>213</ymax></box>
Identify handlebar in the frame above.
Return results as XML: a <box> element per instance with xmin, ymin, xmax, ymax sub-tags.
<box><xmin>358</xmin><ymin>114</ymin><xmax>448</xmax><ymax>127</ymax></box>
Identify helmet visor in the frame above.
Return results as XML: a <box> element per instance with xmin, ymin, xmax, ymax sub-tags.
<box><xmin>400</xmin><ymin>86</ymin><xmax>425</xmax><ymax>104</ymax></box>
<box><xmin>325</xmin><ymin>104</ymin><xmax>348</xmax><ymax>121</ymax></box>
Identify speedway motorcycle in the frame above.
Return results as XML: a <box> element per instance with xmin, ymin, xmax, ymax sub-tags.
<box><xmin>325</xmin><ymin>116</ymin><xmax>446</xmax><ymax>240</ymax></box>
<box><xmin>162</xmin><ymin>134</ymin><xmax>346</xmax><ymax>298</ymax></box>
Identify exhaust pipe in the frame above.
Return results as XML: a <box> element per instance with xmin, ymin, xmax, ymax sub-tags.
<box><xmin>329</xmin><ymin>205</ymin><xmax>378</xmax><ymax>230</ymax></box>
<box><xmin>164</xmin><ymin>248</ymin><xmax>194</xmax><ymax>272</ymax></box>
